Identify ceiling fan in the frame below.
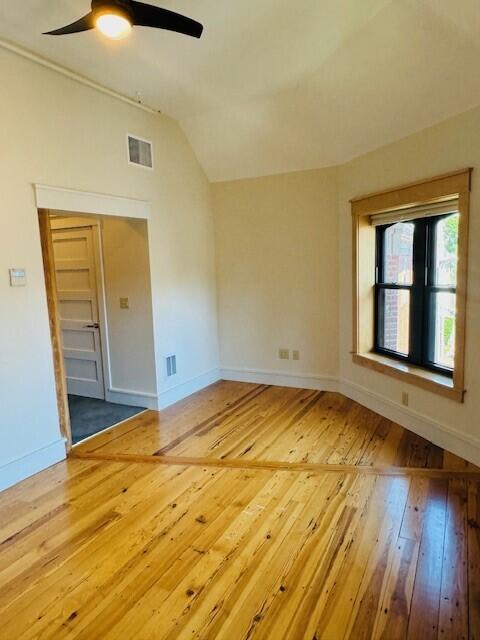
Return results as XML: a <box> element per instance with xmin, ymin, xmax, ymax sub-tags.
<box><xmin>44</xmin><ymin>0</ymin><xmax>203</xmax><ymax>40</ymax></box>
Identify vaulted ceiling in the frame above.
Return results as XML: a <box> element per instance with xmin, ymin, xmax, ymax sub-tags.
<box><xmin>2</xmin><ymin>0</ymin><xmax>480</xmax><ymax>181</ymax></box>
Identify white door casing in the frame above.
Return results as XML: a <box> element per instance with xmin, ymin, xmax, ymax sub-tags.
<box><xmin>52</xmin><ymin>226</ymin><xmax>105</xmax><ymax>399</ymax></box>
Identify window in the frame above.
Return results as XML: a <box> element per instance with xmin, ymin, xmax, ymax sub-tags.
<box><xmin>351</xmin><ymin>168</ymin><xmax>471</xmax><ymax>403</ymax></box>
<box><xmin>375</xmin><ymin>212</ymin><xmax>459</xmax><ymax>376</ymax></box>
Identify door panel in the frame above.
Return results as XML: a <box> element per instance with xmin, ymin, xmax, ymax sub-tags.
<box><xmin>63</xmin><ymin>330</ymin><xmax>96</xmax><ymax>351</ymax></box>
<box><xmin>56</xmin><ymin>268</ymin><xmax>91</xmax><ymax>290</ymax></box>
<box><xmin>52</xmin><ymin>226</ymin><xmax>105</xmax><ymax>400</ymax></box>
<box><xmin>59</xmin><ymin>298</ymin><xmax>94</xmax><ymax>320</ymax></box>
<box><xmin>65</xmin><ymin>357</ymin><xmax>99</xmax><ymax>380</ymax></box>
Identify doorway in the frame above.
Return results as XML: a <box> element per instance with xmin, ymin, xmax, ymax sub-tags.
<box><xmin>39</xmin><ymin>209</ymin><xmax>157</xmax><ymax>448</ymax></box>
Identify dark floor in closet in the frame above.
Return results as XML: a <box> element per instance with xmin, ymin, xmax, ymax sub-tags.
<box><xmin>68</xmin><ymin>395</ymin><xmax>146</xmax><ymax>444</ymax></box>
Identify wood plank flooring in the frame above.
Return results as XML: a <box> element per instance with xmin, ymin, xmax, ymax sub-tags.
<box><xmin>1</xmin><ymin>381</ymin><xmax>478</xmax><ymax>639</ymax></box>
<box><xmin>74</xmin><ymin>382</ymin><xmax>477</xmax><ymax>472</ymax></box>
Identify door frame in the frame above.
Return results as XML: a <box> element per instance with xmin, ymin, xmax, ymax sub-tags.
<box><xmin>49</xmin><ymin>216</ymin><xmax>112</xmax><ymax>402</ymax></box>
<box><xmin>37</xmin><ymin>185</ymin><xmax>154</xmax><ymax>452</ymax></box>
<box><xmin>38</xmin><ymin>209</ymin><xmax>73</xmax><ymax>449</ymax></box>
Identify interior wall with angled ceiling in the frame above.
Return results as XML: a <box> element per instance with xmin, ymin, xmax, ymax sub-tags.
<box><xmin>212</xmin><ymin>104</ymin><xmax>480</xmax><ymax>466</ymax></box>
<box><xmin>0</xmin><ymin>46</ymin><xmax>219</xmax><ymax>491</ymax></box>
<box><xmin>4</xmin><ymin>0</ymin><xmax>480</xmax><ymax>490</ymax></box>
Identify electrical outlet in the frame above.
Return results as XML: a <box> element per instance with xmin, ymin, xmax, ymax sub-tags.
<box><xmin>279</xmin><ymin>349</ymin><xmax>290</xmax><ymax>360</ymax></box>
<box><xmin>120</xmin><ymin>297</ymin><xmax>130</xmax><ymax>309</ymax></box>
<box><xmin>402</xmin><ymin>392</ymin><xmax>409</xmax><ymax>407</ymax></box>
<box><xmin>292</xmin><ymin>350</ymin><xmax>300</xmax><ymax>361</ymax></box>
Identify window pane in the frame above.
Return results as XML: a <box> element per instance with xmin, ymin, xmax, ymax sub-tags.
<box><xmin>383</xmin><ymin>222</ymin><xmax>414</xmax><ymax>285</ymax></box>
<box><xmin>434</xmin><ymin>214</ymin><xmax>459</xmax><ymax>286</ymax></box>
<box><xmin>432</xmin><ymin>291</ymin><xmax>456</xmax><ymax>369</ymax></box>
<box><xmin>379</xmin><ymin>289</ymin><xmax>410</xmax><ymax>355</ymax></box>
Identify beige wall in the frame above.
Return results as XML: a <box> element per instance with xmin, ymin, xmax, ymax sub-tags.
<box><xmin>212</xmin><ymin>168</ymin><xmax>339</xmax><ymax>378</ymax></box>
<box><xmin>0</xmin><ymin>47</ymin><xmax>218</xmax><ymax>489</ymax></box>
<box><xmin>338</xmin><ymin>105</ymin><xmax>480</xmax><ymax>458</ymax></box>
<box><xmin>101</xmin><ymin>217</ymin><xmax>157</xmax><ymax>395</ymax></box>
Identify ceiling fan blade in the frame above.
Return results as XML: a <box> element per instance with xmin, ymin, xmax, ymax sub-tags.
<box><xmin>130</xmin><ymin>1</ymin><xmax>203</xmax><ymax>38</ymax></box>
<box><xmin>44</xmin><ymin>13</ymin><xmax>95</xmax><ymax>36</ymax></box>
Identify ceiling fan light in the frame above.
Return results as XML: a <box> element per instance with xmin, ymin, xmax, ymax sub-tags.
<box><xmin>95</xmin><ymin>12</ymin><xmax>132</xmax><ymax>39</ymax></box>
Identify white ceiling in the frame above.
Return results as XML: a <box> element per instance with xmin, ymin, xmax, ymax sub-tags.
<box><xmin>2</xmin><ymin>0</ymin><xmax>480</xmax><ymax>181</ymax></box>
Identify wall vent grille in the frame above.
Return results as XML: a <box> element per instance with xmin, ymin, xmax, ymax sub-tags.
<box><xmin>166</xmin><ymin>355</ymin><xmax>177</xmax><ymax>377</ymax></box>
<box><xmin>128</xmin><ymin>135</ymin><xmax>153</xmax><ymax>169</ymax></box>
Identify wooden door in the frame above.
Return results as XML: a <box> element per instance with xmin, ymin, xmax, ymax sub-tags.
<box><xmin>52</xmin><ymin>226</ymin><xmax>105</xmax><ymax>399</ymax></box>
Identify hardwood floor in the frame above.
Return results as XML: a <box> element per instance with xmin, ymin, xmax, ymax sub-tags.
<box><xmin>1</xmin><ymin>381</ymin><xmax>479</xmax><ymax>639</ymax></box>
<box><xmin>74</xmin><ymin>382</ymin><xmax>477</xmax><ymax>473</ymax></box>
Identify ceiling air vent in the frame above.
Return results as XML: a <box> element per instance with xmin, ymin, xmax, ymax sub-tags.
<box><xmin>127</xmin><ymin>134</ymin><xmax>153</xmax><ymax>169</ymax></box>
<box><xmin>166</xmin><ymin>355</ymin><xmax>177</xmax><ymax>378</ymax></box>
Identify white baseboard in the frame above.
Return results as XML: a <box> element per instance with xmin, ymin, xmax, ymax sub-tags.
<box><xmin>106</xmin><ymin>387</ymin><xmax>158</xmax><ymax>410</ymax></box>
<box><xmin>220</xmin><ymin>367</ymin><xmax>339</xmax><ymax>392</ymax></box>
<box><xmin>340</xmin><ymin>379</ymin><xmax>480</xmax><ymax>468</ymax></box>
<box><xmin>0</xmin><ymin>438</ymin><xmax>66</xmax><ymax>493</ymax></box>
<box><xmin>158</xmin><ymin>368</ymin><xmax>221</xmax><ymax>410</ymax></box>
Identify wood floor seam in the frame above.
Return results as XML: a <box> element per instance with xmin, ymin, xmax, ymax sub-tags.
<box><xmin>70</xmin><ymin>451</ymin><xmax>480</xmax><ymax>479</ymax></box>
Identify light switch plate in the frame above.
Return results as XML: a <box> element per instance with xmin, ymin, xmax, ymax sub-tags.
<box><xmin>279</xmin><ymin>349</ymin><xmax>290</xmax><ymax>360</ymax></box>
<box><xmin>292</xmin><ymin>350</ymin><xmax>300</xmax><ymax>361</ymax></box>
<box><xmin>120</xmin><ymin>297</ymin><xmax>130</xmax><ymax>309</ymax></box>
<box><xmin>9</xmin><ymin>268</ymin><xmax>26</xmax><ymax>287</ymax></box>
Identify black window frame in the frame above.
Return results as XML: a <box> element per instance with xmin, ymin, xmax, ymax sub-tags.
<box><xmin>374</xmin><ymin>213</ymin><xmax>457</xmax><ymax>378</ymax></box>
